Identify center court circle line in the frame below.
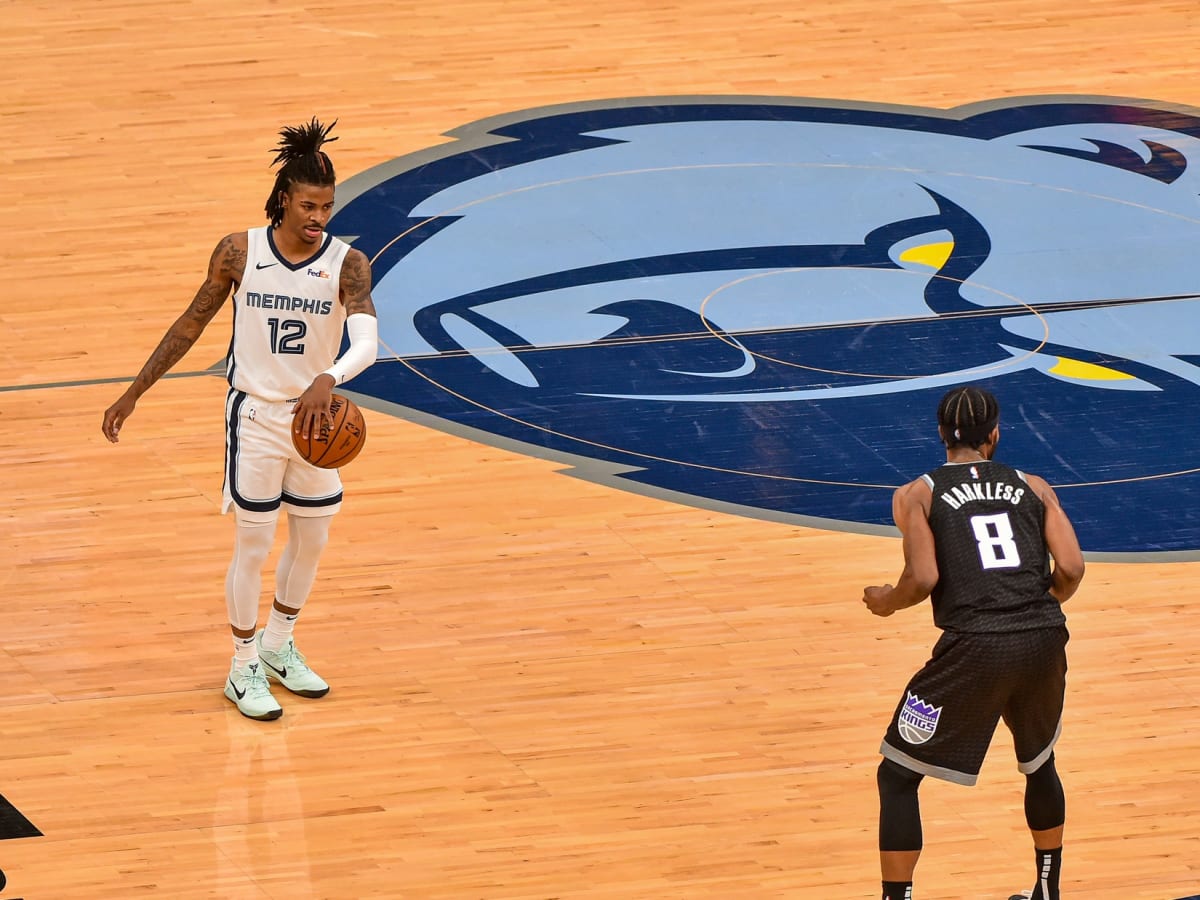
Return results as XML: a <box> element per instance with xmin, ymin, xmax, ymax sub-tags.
<box><xmin>362</xmin><ymin>162</ymin><xmax>1200</xmax><ymax>492</ymax></box>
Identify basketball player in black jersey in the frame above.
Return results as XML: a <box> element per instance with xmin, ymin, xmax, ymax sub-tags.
<box><xmin>862</xmin><ymin>385</ymin><xmax>1085</xmax><ymax>900</ymax></box>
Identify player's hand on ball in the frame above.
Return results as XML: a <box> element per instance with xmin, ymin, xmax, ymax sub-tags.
<box><xmin>293</xmin><ymin>374</ymin><xmax>336</xmax><ymax>440</ymax></box>
<box><xmin>292</xmin><ymin>392</ymin><xmax>367</xmax><ymax>468</ymax></box>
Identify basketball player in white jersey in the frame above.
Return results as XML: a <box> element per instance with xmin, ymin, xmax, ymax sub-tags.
<box><xmin>102</xmin><ymin>118</ymin><xmax>379</xmax><ymax>720</ymax></box>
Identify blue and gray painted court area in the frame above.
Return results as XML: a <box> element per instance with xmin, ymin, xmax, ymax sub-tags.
<box><xmin>331</xmin><ymin>95</ymin><xmax>1200</xmax><ymax>559</ymax></box>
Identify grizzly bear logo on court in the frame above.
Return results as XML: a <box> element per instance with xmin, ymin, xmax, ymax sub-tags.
<box><xmin>331</xmin><ymin>96</ymin><xmax>1200</xmax><ymax>557</ymax></box>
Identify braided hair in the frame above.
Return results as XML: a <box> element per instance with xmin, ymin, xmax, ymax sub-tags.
<box><xmin>937</xmin><ymin>385</ymin><xmax>1000</xmax><ymax>449</ymax></box>
<box><xmin>264</xmin><ymin>117</ymin><xmax>339</xmax><ymax>227</ymax></box>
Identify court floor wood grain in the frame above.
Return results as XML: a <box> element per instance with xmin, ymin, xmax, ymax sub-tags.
<box><xmin>3</xmin><ymin>1</ymin><xmax>1199</xmax><ymax>897</ymax></box>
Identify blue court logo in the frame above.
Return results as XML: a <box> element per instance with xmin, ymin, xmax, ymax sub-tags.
<box><xmin>332</xmin><ymin>96</ymin><xmax>1200</xmax><ymax>557</ymax></box>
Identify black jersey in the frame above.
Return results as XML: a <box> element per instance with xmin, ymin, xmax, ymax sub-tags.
<box><xmin>922</xmin><ymin>460</ymin><xmax>1065</xmax><ymax>633</ymax></box>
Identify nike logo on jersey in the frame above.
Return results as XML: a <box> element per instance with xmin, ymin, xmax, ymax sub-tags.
<box><xmin>256</xmin><ymin>262</ymin><xmax>277</xmax><ymax>269</ymax></box>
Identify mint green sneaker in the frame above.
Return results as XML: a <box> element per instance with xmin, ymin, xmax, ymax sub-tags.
<box><xmin>256</xmin><ymin>630</ymin><xmax>330</xmax><ymax>698</ymax></box>
<box><xmin>224</xmin><ymin>660</ymin><xmax>283</xmax><ymax>720</ymax></box>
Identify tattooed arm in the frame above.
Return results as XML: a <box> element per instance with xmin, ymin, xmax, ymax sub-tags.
<box><xmin>338</xmin><ymin>248</ymin><xmax>377</xmax><ymax>317</ymax></box>
<box><xmin>292</xmin><ymin>248</ymin><xmax>379</xmax><ymax>438</ymax></box>
<box><xmin>101</xmin><ymin>233</ymin><xmax>245</xmax><ymax>443</ymax></box>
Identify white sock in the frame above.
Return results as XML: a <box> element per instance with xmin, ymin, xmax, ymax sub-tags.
<box><xmin>232</xmin><ymin>633</ymin><xmax>258</xmax><ymax>669</ymax></box>
<box><xmin>262</xmin><ymin>605</ymin><xmax>298</xmax><ymax>652</ymax></box>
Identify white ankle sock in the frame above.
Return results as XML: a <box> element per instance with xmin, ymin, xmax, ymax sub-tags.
<box><xmin>232</xmin><ymin>634</ymin><xmax>258</xmax><ymax>668</ymax></box>
<box><xmin>261</xmin><ymin>606</ymin><xmax>298</xmax><ymax>652</ymax></box>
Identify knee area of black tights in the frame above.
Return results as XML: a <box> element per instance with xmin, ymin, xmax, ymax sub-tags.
<box><xmin>878</xmin><ymin>759</ymin><xmax>924</xmax><ymax>851</ymax></box>
<box><xmin>1024</xmin><ymin>753</ymin><xmax>1059</xmax><ymax>788</ymax></box>
<box><xmin>1024</xmin><ymin>754</ymin><xmax>1065</xmax><ymax>831</ymax></box>
<box><xmin>877</xmin><ymin>758</ymin><xmax>924</xmax><ymax>796</ymax></box>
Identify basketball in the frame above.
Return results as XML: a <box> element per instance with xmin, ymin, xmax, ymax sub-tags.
<box><xmin>291</xmin><ymin>394</ymin><xmax>367</xmax><ymax>468</ymax></box>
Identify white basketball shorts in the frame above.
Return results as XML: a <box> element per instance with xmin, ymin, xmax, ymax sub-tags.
<box><xmin>222</xmin><ymin>389</ymin><xmax>343</xmax><ymax>523</ymax></box>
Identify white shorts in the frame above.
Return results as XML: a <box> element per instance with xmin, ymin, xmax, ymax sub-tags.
<box><xmin>222</xmin><ymin>389</ymin><xmax>343</xmax><ymax>523</ymax></box>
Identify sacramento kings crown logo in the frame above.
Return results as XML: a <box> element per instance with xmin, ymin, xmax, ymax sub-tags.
<box><xmin>898</xmin><ymin>692</ymin><xmax>943</xmax><ymax>745</ymax></box>
<box><xmin>332</xmin><ymin>95</ymin><xmax>1200</xmax><ymax>558</ymax></box>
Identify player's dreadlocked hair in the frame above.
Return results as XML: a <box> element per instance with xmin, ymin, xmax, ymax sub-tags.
<box><xmin>937</xmin><ymin>385</ymin><xmax>1000</xmax><ymax>449</ymax></box>
<box><xmin>264</xmin><ymin>117</ymin><xmax>339</xmax><ymax>227</ymax></box>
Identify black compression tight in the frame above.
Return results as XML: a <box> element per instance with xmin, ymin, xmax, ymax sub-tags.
<box><xmin>877</xmin><ymin>758</ymin><xmax>925</xmax><ymax>851</ymax></box>
<box><xmin>1024</xmin><ymin>753</ymin><xmax>1065</xmax><ymax>831</ymax></box>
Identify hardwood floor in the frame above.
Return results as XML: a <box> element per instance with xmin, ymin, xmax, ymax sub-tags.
<box><xmin>3</xmin><ymin>1</ymin><xmax>1199</xmax><ymax>897</ymax></box>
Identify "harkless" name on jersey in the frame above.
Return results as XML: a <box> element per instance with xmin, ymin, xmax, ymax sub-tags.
<box><xmin>939</xmin><ymin>480</ymin><xmax>1025</xmax><ymax>511</ymax></box>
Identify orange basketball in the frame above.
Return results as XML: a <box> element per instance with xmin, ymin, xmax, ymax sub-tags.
<box><xmin>291</xmin><ymin>394</ymin><xmax>367</xmax><ymax>469</ymax></box>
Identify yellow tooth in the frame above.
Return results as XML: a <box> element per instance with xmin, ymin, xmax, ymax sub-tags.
<box><xmin>898</xmin><ymin>241</ymin><xmax>954</xmax><ymax>269</ymax></box>
<box><xmin>1049</xmin><ymin>357</ymin><xmax>1134</xmax><ymax>381</ymax></box>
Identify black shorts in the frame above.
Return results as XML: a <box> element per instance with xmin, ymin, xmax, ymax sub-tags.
<box><xmin>880</xmin><ymin>625</ymin><xmax>1069</xmax><ymax>785</ymax></box>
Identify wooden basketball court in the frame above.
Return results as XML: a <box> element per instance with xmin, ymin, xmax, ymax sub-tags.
<box><xmin>4</xmin><ymin>2</ymin><xmax>1199</xmax><ymax>898</ymax></box>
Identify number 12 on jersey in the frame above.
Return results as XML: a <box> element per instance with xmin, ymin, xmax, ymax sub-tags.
<box><xmin>268</xmin><ymin>317</ymin><xmax>307</xmax><ymax>354</ymax></box>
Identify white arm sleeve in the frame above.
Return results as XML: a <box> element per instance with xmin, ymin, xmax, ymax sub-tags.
<box><xmin>323</xmin><ymin>313</ymin><xmax>379</xmax><ymax>386</ymax></box>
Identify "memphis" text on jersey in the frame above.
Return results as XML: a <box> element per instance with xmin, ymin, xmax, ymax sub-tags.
<box><xmin>244</xmin><ymin>292</ymin><xmax>334</xmax><ymax>315</ymax></box>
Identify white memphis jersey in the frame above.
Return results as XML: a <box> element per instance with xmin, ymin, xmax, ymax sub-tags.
<box><xmin>227</xmin><ymin>226</ymin><xmax>350</xmax><ymax>401</ymax></box>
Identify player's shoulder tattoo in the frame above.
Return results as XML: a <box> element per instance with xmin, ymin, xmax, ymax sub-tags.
<box><xmin>187</xmin><ymin>232</ymin><xmax>244</xmax><ymax>318</ymax></box>
<box><xmin>213</xmin><ymin>231</ymin><xmax>248</xmax><ymax>283</ymax></box>
<box><xmin>340</xmin><ymin>248</ymin><xmax>377</xmax><ymax>316</ymax></box>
